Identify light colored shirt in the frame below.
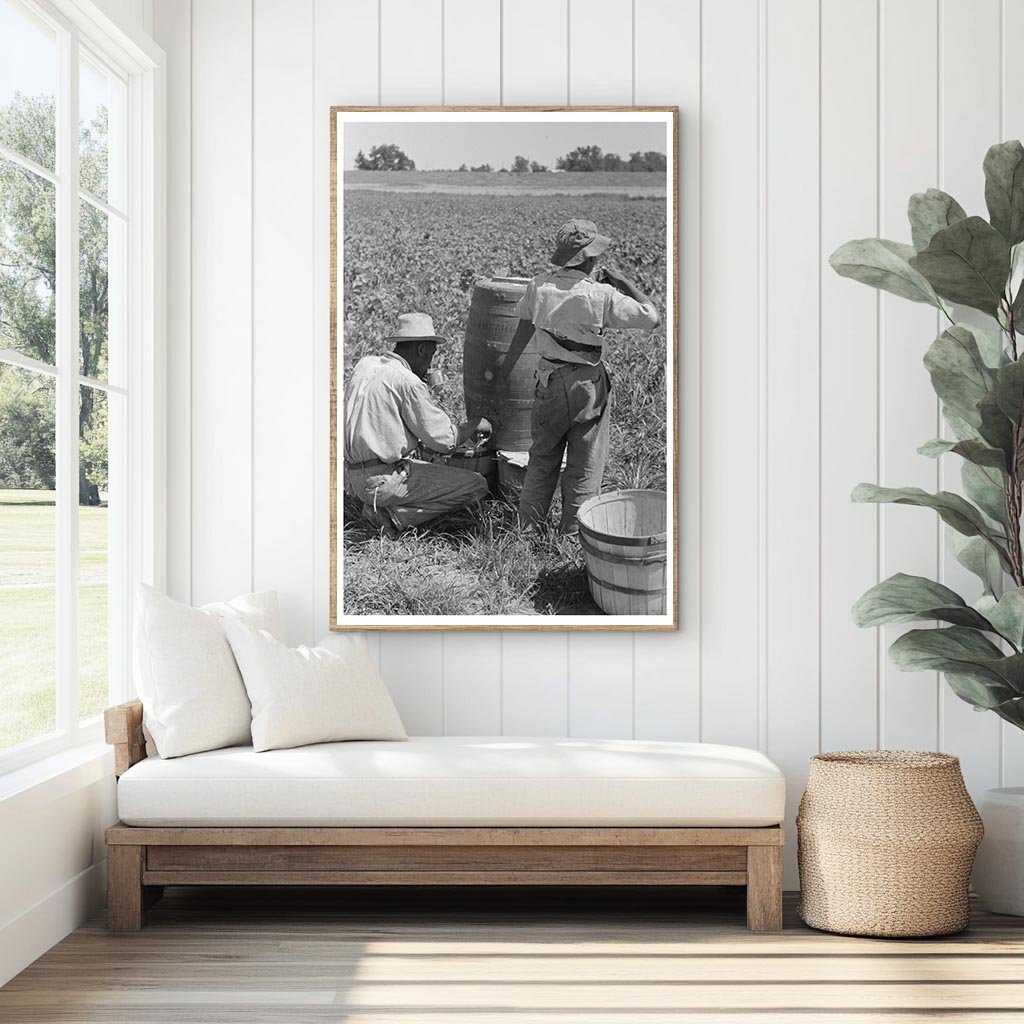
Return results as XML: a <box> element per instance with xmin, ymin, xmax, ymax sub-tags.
<box><xmin>343</xmin><ymin>352</ymin><xmax>457</xmax><ymax>464</ymax></box>
<box><xmin>513</xmin><ymin>268</ymin><xmax>659</xmax><ymax>369</ymax></box>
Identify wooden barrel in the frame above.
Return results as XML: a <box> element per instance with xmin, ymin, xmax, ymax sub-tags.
<box><xmin>577</xmin><ymin>490</ymin><xmax>668</xmax><ymax>616</ymax></box>
<box><xmin>463</xmin><ymin>276</ymin><xmax>538</xmax><ymax>451</ymax></box>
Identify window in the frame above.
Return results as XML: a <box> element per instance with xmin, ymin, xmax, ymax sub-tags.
<box><xmin>0</xmin><ymin>0</ymin><xmax>161</xmax><ymax>771</ymax></box>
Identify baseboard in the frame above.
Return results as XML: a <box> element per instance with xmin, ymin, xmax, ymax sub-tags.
<box><xmin>0</xmin><ymin>859</ymin><xmax>107</xmax><ymax>987</ymax></box>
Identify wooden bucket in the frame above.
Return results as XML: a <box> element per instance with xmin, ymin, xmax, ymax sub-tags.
<box><xmin>426</xmin><ymin>449</ymin><xmax>498</xmax><ymax>494</ymax></box>
<box><xmin>577</xmin><ymin>490</ymin><xmax>668</xmax><ymax>615</ymax></box>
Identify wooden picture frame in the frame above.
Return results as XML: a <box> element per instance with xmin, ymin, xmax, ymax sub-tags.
<box><xmin>330</xmin><ymin>107</ymin><xmax>679</xmax><ymax>631</ymax></box>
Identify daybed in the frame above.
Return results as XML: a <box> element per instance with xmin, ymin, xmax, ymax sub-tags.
<box><xmin>104</xmin><ymin>699</ymin><xmax>786</xmax><ymax>932</ymax></box>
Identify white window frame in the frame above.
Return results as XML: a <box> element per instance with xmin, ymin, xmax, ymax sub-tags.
<box><xmin>0</xmin><ymin>0</ymin><xmax>164</xmax><ymax>775</ymax></box>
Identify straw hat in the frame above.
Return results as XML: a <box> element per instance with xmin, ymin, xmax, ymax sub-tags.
<box><xmin>386</xmin><ymin>312</ymin><xmax>446</xmax><ymax>344</ymax></box>
<box><xmin>551</xmin><ymin>219</ymin><xmax>612</xmax><ymax>267</ymax></box>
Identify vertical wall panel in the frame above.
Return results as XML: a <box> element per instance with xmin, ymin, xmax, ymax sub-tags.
<box><xmin>764</xmin><ymin>0</ymin><xmax>821</xmax><ymax>883</ymax></box>
<box><xmin>938</xmin><ymin>0</ymin><xmax>1002</xmax><ymax>796</ymax></box>
<box><xmin>878</xmin><ymin>0</ymin><xmax>941</xmax><ymax>751</ymax></box>
<box><xmin>153</xmin><ymin>0</ymin><xmax>191</xmax><ymax>604</ymax></box>
<box><xmin>253</xmin><ymin>0</ymin><xmax>316</xmax><ymax>645</ymax></box>
<box><xmin>564</xmin><ymin>0</ymin><xmax>637</xmax><ymax>733</ymax></box>
<box><xmin>497</xmin><ymin>0</ymin><xmax>572</xmax><ymax>737</ymax></box>
<box><xmin>312</xmin><ymin>0</ymin><xmax>380</xmax><ymax>653</ymax></box>
<box><xmin>1002</xmin><ymin>0</ymin><xmax>1024</xmax><ymax>786</ymax></box>
<box><xmin>568</xmin><ymin>0</ymin><xmax>632</xmax><ymax>104</ymax></box>
<box><xmin>502</xmin><ymin>634</ymin><xmax>569</xmax><ymax>735</ymax></box>
<box><xmin>376</xmin><ymin>0</ymin><xmax>447</xmax><ymax>718</ymax></box>
<box><xmin>631</xmin><ymin>0</ymin><xmax>700</xmax><ymax>742</ymax></box>
<box><xmin>189</xmin><ymin>0</ymin><xmax>253</xmax><ymax>605</ymax></box>
<box><xmin>819</xmin><ymin>0</ymin><xmax>879</xmax><ymax>754</ymax></box>
<box><xmin>381</xmin><ymin>0</ymin><xmax>443</xmax><ymax>105</ymax></box>
<box><xmin>699</xmin><ymin>0</ymin><xmax>760</xmax><ymax>749</ymax></box>
<box><xmin>568</xmin><ymin>634</ymin><xmax>634</xmax><ymax>738</ymax></box>
<box><xmin>502</xmin><ymin>0</ymin><xmax>568</xmax><ymax>104</ymax></box>
<box><xmin>444</xmin><ymin>639</ymin><xmax>502</xmax><ymax>734</ymax></box>
<box><xmin>440</xmin><ymin>0</ymin><xmax>504</xmax><ymax>733</ymax></box>
<box><xmin>381</xmin><ymin>633</ymin><xmax>445</xmax><ymax>734</ymax></box>
<box><xmin>320</xmin><ymin>1</ymin><xmax>379</xmax><ymax>664</ymax></box>
<box><xmin>443</xmin><ymin>0</ymin><xmax>500</xmax><ymax>105</ymax></box>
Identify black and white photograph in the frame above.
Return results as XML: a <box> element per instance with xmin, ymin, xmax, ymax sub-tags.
<box><xmin>331</xmin><ymin>108</ymin><xmax>677</xmax><ymax>629</ymax></box>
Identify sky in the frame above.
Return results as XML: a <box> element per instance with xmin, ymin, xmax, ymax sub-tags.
<box><xmin>0</xmin><ymin>0</ymin><xmax>111</xmax><ymax>140</ymax></box>
<box><xmin>343</xmin><ymin>121</ymin><xmax>668</xmax><ymax>171</ymax></box>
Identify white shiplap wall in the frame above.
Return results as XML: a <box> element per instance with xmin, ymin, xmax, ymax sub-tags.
<box><xmin>153</xmin><ymin>0</ymin><xmax>1024</xmax><ymax>883</ymax></box>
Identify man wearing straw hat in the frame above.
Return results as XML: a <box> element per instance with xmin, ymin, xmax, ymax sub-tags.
<box><xmin>343</xmin><ymin>312</ymin><xmax>492</xmax><ymax>534</ymax></box>
<box><xmin>510</xmin><ymin>219</ymin><xmax>660</xmax><ymax>535</ymax></box>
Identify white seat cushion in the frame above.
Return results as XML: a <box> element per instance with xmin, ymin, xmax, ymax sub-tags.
<box><xmin>117</xmin><ymin>736</ymin><xmax>785</xmax><ymax>827</ymax></box>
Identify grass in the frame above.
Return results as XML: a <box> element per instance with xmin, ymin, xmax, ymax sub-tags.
<box><xmin>342</xmin><ymin>491</ymin><xmax>601</xmax><ymax>616</ymax></box>
<box><xmin>341</xmin><ymin>188</ymin><xmax>668</xmax><ymax>617</ymax></box>
<box><xmin>0</xmin><ymin>489</ymin><xmax>108</xmax><ymax>751</ymax></box>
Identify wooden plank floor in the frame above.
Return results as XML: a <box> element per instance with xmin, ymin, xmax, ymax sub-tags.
<box><xmin>3</xmin><ymin>886</ymin><xmax>1024</xmax><ymax>1022</ymax></box>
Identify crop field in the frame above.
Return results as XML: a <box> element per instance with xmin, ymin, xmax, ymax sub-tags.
<box><xmin>344</xmin><ymin>169</ymin><xmax>667</xmax><ymax>197</ymax></box>
<box><xmin>340</xmin><ymin>186</ymin><xmax>669</xmax><ymax>617</ymax></box>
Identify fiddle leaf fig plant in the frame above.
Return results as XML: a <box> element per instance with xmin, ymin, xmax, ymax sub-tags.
<box><xmin>832</xmin><ymin>140</ymin><xmax>1024</xmax><ymax>731</ymax></box>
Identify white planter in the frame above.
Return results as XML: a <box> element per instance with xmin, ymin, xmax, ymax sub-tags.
<box><xmin>973</xmin><ymin>787</ymin><xmax>1024</xmax><ymax>916</ymax></box>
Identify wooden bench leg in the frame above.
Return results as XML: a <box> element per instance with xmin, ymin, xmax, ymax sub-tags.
<box><xmin>108</xmin><ymin>845</ymin><xmax>145</xmax><ymax>932</ymax></box>
<box><xmin>746</xmin><ymin>845</ymin><xmax>783</xmax><ymax>931</ymax></box>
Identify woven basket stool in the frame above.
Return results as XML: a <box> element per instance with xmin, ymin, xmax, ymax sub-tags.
<box><xmin>797</xmin><ymin>751</ymin><xmax>983</xmax><ymax>937</ymax></box>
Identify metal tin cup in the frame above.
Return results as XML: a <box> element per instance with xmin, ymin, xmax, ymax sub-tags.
<box><xmin>424</xmin><ymin>368</ymin><xmax>444</xmax><ymax>389</ymax></box>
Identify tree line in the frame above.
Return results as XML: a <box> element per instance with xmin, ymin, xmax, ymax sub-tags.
<box><xmin>354</xmin><ymin>142</ymin><xmax>667</xmax><ymax>172</ymax></box>
<box><xmin>0</xmin><ymin>93</ymin><xmax>109</xmax><ymax>504</ymax></box>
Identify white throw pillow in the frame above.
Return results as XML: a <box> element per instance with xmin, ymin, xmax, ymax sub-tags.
<box><xmin>223</xmin><ymin>621</ymin><xmax>407</xmax><ymax>752</ymax></box>
<box><xmin>133</xmin><ymin>584</ymin><xmax>283</xmax><ymax>758</ymax></box>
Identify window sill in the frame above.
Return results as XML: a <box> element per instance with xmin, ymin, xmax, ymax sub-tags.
<box><xmin>0</xmin><ymin>739</ymin><xmax>113</xmax><ymax>815</ymax></box>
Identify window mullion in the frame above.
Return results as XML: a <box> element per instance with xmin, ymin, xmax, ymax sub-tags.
<box><xmin>55</xmin><ymin>24</ymin><xmax>81</xmax><ymax>735</ymax></box>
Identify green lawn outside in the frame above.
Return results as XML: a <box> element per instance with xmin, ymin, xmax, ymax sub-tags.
<box><xmin>0</xmin><ymin>489</ymin><xmax>109</xmax><ymax>750</ymax></box>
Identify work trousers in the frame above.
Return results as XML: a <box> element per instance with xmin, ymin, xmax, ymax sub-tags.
<box><xmin>519</xmin><ymin>361</ymin><xmax>611</xmax><ymax>534</ymax></box>
<box><xmin>347</xmin><ymin>458</ymin><xmax>488</xmax><ymax>531</ymax></box>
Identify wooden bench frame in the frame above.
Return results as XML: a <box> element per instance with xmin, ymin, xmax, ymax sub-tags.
<box><xmin>104</xmin><ymin>700</ymin><xmax>784</xmax><ymax>932</ymax></box>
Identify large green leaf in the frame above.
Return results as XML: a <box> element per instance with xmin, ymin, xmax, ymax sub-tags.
<box><xmin>830</xmin><ymin>238</ymin><xmax>944</xmax><ymax>307</ymax></box>
<box><xmin>978</xmin><ymin>391</ymin><xmax>1016</xmax><ymax>457</ymax></box>
<box><xmin>942</xmin><ymin>407</ymin><xmax>983</xmax><ymax>442</ymax></box>
<box><xmin>851</xmin><ymin>483</ymin><xmax>1010</xmax><ymax>557</ymax></box>
<box><xmin>961</xmin><ymin>461</ymin><xmax>1009</xmax><ymax>527</ymax></box>
<box><xmin>923</xmin><ymin>325</ymin><xmax>996</xmax><ymax>427</ymax></box>
<box><xmin>853</xmin><ymin>573</ymin><xmax>994</xmax><ymax>630</ymax></box>
<box><xmin>951</xmin><ymin>532</ymin><xmax>1004</xmax><ymax>596</ymax></box>
<box><xmin>977</xmin><ymin>589</ymin><xmax>1024</xmax><ymax>649</ymax></box>
<box><xmin>984</xmin><ymin>140</ymin><xmax>1024</xmax><ymax>246</ymax></box>
<box><xmin>1009</xmin><ymin>242</ymin><xmax>1024</xmax><ymax>323</ymax></box>
<box><xmin>908</xmin><ymin>188</ymin><xmax>968</xmax><ymax>251</ymax></box>
<box><xmin>969</xmin><ymin>322</ymin><xmax>1012</xmax><ymax>368</ymax></box>
<box><xmin>993</xmin><ymin>357</ymin><xmax>1024</xmax><ymax>423</ymax></box>
<box><xmin>986</xmin><ymin>688</ymin><xmax>1024</xmax><ymax>728</ymax></box>
<box><xmin>944</xmin><ymin>671</ymin><xmax>1023</xmax><ymax>714</ymax></box>
<box><xmin>888</xmin><ymin>627</ymin><xmax>1024</xmax><ymax>702</ymax></box>
<box><xmin>909</xmin><ymin>217</ymin><xmax>1011</xmax><ymax>314</ymax></box>
<box><xmin>918</xmin><ymin>437</ymin><xmax>1007</xmax><ymax>470</ymax></box>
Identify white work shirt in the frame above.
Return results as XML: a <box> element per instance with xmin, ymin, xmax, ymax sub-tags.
<box><xmin>514</xmin><ymin>267</ymin><xmax>659</xmax><ymax>369</ymax></box>
<box><xmin>343</xmin><ymin>352</ymin><xmax>457</xmax><ymax>464</ymax></box>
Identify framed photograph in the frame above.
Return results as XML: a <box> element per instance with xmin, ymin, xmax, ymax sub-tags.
<box><xmin>330</xmin><ymin>107</ymin><xmax>678</xmax><ymax>631</ymax></box>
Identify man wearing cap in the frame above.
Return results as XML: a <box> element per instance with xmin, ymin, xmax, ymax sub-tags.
<box><xmin>509</xmin><ymin>219</ymin><xmax>660</xmax><ymax>534</ymax></box>
<box><xmin>343</xmin><ymin>312</ymin><xmax>492</xmax><ymax>533</ymax></box>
